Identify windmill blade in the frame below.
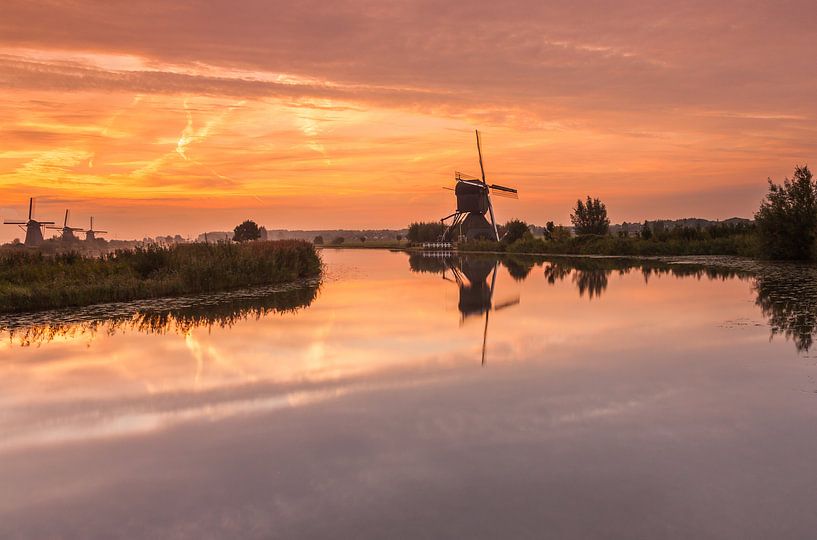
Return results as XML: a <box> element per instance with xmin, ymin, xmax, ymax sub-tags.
<box><xmin>489</xmin><ymin>183</ymin><xmax>517</xmax><ymax>193</ymax></box>
<box><xmin>45</xmin><ymin>225</ymin><xmax>61</xmax><ymax>230</ymax></box>
<box><xmin>442</xmin><ymin>186</ymin><xmax>454</xmax><ymax>191</ymax></box>
<box><xmin>28</xmin><ymin>198</ymin><xmax>34</xmax><ymax>220</ymax></box>
<box><xmin>455</xmin><ymin>171</ymin><xmax>480</xmax><ymax>181</ymax></box>
<box><xmin>475</xmin><ymin>130</ymin><xmax>486</xmax><ymax>185</ymax></box>
<box><xmin>490</xmin><ymin>190</ymin><xmax>518</xmax><ymax>200</ymax></box>
<box><xmin>489</xmin><ymin>183</ymin><xmax>518</xmax><ymax>199</ymax></box>
<box><xmin>4</xmin><ymin>220</ymin><xmax>26</xmax><ymax>225</ymax></box>
<box><xmin>494</xmin><ymin>297</ymin><xmax>521</xmax><ymax>311</ymax></box>
<box><xmin>63</xmin><ymin>209</ymin><xmax>70</xmax><ymax>227</ymax></box>
<box><xmin>95</xmin><ymin>230</ymin><xmax>108</xmax><ymax>234</ymax></box>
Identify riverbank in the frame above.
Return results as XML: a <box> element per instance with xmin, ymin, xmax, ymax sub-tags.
<box><xmin>460</xmin><ymin>233</ymin><xmax>760</xmax><ymax>258</ymax></box>
<box><xmin>0</xmin><ymin>240</ymin><xmax>322</xmax><ymax>313</ymax></box>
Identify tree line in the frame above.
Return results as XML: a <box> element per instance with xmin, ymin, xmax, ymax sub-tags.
<box><xmin>405</xmin><ymin>164</ymin><xmax>817</xmax><ymax>260</ymax></box>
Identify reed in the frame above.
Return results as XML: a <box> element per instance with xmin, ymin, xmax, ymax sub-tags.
<box><xmin>0</xmin><ymin>240</ymin><xmax>322</xmax><ymax>313</ymax></box>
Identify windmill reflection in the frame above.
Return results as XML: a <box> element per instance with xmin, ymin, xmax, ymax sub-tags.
<box><xmin>410</xmin><ymin>253</ymin><xmax>519</xmax><ymax>364</ymax></box>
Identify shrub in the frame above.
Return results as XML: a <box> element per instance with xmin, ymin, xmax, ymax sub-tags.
<box><xmin>407</xmin><ymin>221</ymin><xmax>445</xmax><ymax>242</ymax></box>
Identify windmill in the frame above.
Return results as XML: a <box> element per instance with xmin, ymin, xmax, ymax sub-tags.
<box><xmin>84</xmin><ymin>217</ymin><xmax>107</xmax><ymax>241</ymax></box>
<box><xmin>441</xmin><ymin>256</ymin><xmax>519</xmax><ymax>365</ymax></box>
<box><xmin>47</xmin><ymin>209</ymin><xmax>84</xmax><ymax>241</ymax></box>
<box><xmin>440</xmin><ymin>130</ymin><xmax>518</xmax><ymax>242</ymax></box>
<box><xmin>3</xmin><ymin>197</ymin><xmax>55</xmax><ymax>247</ymax></box>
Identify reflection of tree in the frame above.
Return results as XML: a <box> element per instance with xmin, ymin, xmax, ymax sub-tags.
<box><xmin>501</xmin><ymin>256</ymin><xmax>536</xmax><ymax>281</ymax></box>
<box><xmin>3</xmin><ymin>281</ymin><xmax>320</xmax><ymax>346</ymax></box>
<box><xmin>542</xmin><ymin>258</ymin><xmax>750</xmax><ymax>301</ymax></box>
<box><xmin>753</xmin><ymin>264</ymin><xmax>817</xmax><ymax>352</ymax></box>
<box><xmin>573</xmin><ymin>269</ymin><xmax>609</xmax><ymax>299</ymax></box>
<box><xmin>408</xmin><ymin>253</ymin><xmax>449</xmax><ymax>274</ymax></box>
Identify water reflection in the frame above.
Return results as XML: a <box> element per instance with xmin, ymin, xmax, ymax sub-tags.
<box><xmin>410</xmin><ymin>253</ymin><xmax>519</xmax><ymax>363</ymax></box>
<box><xmin>753</xmin><ymin>263</ymin><xmax>817</xmax><ymax>352</ymax></box>
<box><xmin>1</xmin><ymin>280</ymin><xmax>319</xmax><ymax>346</ymax></box>
<box><xmin>412</xmin><ymin>252</ymin><xmax>817</xmax><ymax>353</ymax></box>
<box><xmin>6</xmin><ymin>249</ymin><xmax>817</xmax><ymax>539</ymax></box>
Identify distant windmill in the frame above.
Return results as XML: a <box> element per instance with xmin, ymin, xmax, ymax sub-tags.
<box><xmin>84</xmin><ymin>217</ymin><xmax>107</xmax><ymax>241</ymax></box>
<box><xmin>440</xmin><ymin>130</ymin><xmax>518</xmax><ymax>242</ymax></box>
<box><xmin>3</xmin><ymin>197</ymin><xmax>55</xmax><ymax>247</ymax></box>
<box><xmin>47</xmin><ymin>209</ymin><xmax>84</xmax><ymax>241</ymax></box>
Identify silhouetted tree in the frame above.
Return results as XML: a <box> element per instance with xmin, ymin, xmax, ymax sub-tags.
<box><xmin>640</xmin><ymin>221</ymin><xmax>653</xmax><ymax>240</ymax></box>
<box><xmin>571</xmin><ymin>196</ymin><xmax>609</xmax><ymax>235</ymax></box>
<box><xmin>331</xmin><ymin>236</ymin><xmax>345</xmax><ymax>245</ymax></box>
<box><xmin>545</xmin><ymin>221</ymin><xmax>555</xmax><ymax>239</ymax></box>
<box><xmin>359</xmin><ymin>236</ymin><xmax>366</xmax><ymax>243</ymax></box>
<box><xmin>502</xmin><ymin>219</ymin><xmax>531</xmax><ymax>244</ymax></box>
<box><xmin>407</xmin><ymin>221</ymin><xmax>445</xmax><ymax>242</ymax></box>
<box><xmin>313</xmin><ymin>235</ymin><xmax>324</xmax><ymax>245</ymax></box>
<box><xmin>396</xmin><ymin>234</ymin><xmax>403</xmax><ymax>241</ymax></box>
<box><xmin>233</xmin><ymin>220</ymin><xmax>261</xmax><ymax>242</ymax></box>
<box><xmin>755</xmin><ymin>165</ymin><xmax>817</xmax><ymax>260</ymax></box>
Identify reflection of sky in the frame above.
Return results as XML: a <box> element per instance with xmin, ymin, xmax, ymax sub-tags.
<box><xmin>2</xmin><ymin>250</ymin><xmax>816</xmax><ymax>539</ymax></box>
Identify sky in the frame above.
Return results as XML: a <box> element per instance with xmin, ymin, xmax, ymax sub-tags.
<box><xmin>1</xmin><ymin>0</ymin><xmax>816</xmax><ymax>241</ymax></box>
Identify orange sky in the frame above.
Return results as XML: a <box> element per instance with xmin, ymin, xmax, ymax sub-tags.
<box><xmin>1</xmin><ymin>1</ymin><xmax>816</xmax><ymax>241</ymax></box>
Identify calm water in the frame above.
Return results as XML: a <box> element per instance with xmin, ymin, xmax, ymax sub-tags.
<box><xmin>2</xmin><ymin>250</ymin><xmax>817</xmax><ymax>539</ymax></box>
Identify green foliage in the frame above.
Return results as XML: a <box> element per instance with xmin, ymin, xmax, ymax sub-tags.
<box><xmin>755</xmin><ymin>165</ymin><xmax>817</xmax><ymax>260</ymax></box>
<box><xmin>571</xmin><ymin>196</ymin><xmax>610</xmax><ymax>235</ymax></box>
<box><xmin>233</xmin><ymin>220</ymin><xmax>261</xmax><ymax>242</ymax></box>
<box><xmin>0</xmin><ymin>240</ymin><xmax>322</xmax><ymax>313</ymax></box>
<box><xmin>502</xmin><ymin>219</ymin><xmax>531</xmax><ymax>244</ymax></box>
<box><xmin>407</xmin><ymin>221</ymin><xmax>445</xmax><ymax>243</ymax></box>
<box><xmin>507</xmin><ymin>236</ymin><xmax>547</xmax><ymax>253</ymax></box>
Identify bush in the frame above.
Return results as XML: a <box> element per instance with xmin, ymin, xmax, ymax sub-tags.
<box><xmin>233</xmin><ymin>220</ymin><xmax>261</xmax><ymax>242</ymax></box>
<box><xmin>502</xmin><ymin>219</ymin><xmax>531</xmax><ymax>244</ymax></box>
<box><xmin>407</xmin><ymin>221</ymin><xmax>445</xmax><ymax>242</ymax></box>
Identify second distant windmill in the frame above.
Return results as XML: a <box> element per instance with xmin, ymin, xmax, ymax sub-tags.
<box><xmin>47</xmin><ymin>209</ymin><xmax>84</xmax><ymax>241</ymax></box>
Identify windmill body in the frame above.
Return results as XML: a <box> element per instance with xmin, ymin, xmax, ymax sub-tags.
<box><xmin>440</xmin><ymin>130</ymin><xmax>518</xmax><ymax>242</ymax></box>
<box><xmin>3</xmin><ymin>198</ymin><xmax>55</xmax><ymax>247</ymax></box>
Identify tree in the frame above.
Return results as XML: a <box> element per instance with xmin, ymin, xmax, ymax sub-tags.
<box><xmin>755</xmin><ymin>165</ymin><xmax>817</xmax><ymax>260</ymax></box>
<box><xmin>502</xmin><ymin>219</ymin><xmax>531</xmax><ymax>244</ymax></box>
<box><xmin>571</xmin><ymin>196</ymin><xmax>610</xmax><ymax>235</ymax></box>
<box><xmin>545</xmin><ymin>221</ymin><xmax>555</xmax><ymax>239</ymax></box>
<box><xmin>313</xmin><ymin>235</ymin><xmax>324</xmax><ymax>245</ymax></box>
<box><xmin>331</xmin><ymin>236</ymin><xmax>345</xmax><ymax>245</ymax></box>
<box><xmin>640</xmin><ymin>221</ymin><xmax>652</xmax><ymax>240</ymax></box>
<box><xmin>233</xmin><ymin>220</ymin><xmax>261</xmax><ymax>242</ymax></box>
<box><xmin>359</xmin><ymin>236</ymin><xmax>366</xmax><ymax>243</ymax></box>
<box><xmin>407</xmin><ymin>221</ymin><xmax>445</xmax><ymax>242</ymax></box>
<box><xmin>396</xmin><ymin>234</ymin><xmax>403</xmax><ymax>241</ymax></box>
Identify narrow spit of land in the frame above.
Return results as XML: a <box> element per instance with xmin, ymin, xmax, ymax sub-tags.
<box><xmin>0</xmin><ymin>240</ymin><xmax>322</xmax><ymax>313</ymax></box>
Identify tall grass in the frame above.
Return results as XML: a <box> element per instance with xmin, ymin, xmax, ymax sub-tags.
<box><xmin>0</xmin><ymin>240</ymin><xmax>322</xmax><ymax>313</ymax></box>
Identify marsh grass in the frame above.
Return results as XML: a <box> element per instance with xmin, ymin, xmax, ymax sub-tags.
<box><xmin>0</xmin><ymin>240</ymin><xmax>321</xmax><ymax>313</ymax></box>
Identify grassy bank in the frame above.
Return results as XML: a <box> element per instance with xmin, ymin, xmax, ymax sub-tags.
<box><xmin>457</xmin><ymin>233</ymin><xmax>760</xmax><ymax>257</ymax></box>
<box><xmin>0</xmin><ymin>240</ymin><xmax>322</xmax><ymax>313</ymax></box>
